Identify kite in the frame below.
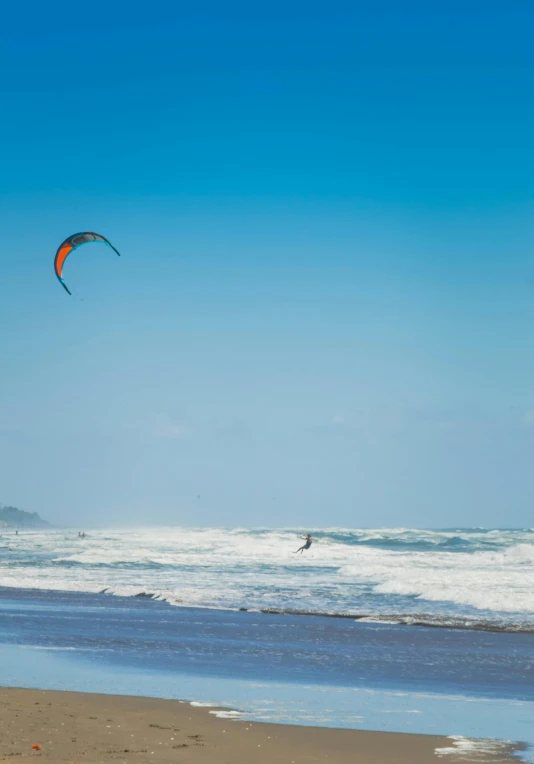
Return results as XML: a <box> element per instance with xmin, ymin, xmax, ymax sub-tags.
<box><xmin>54</xmin><ymin>232</ymin><xmax>120</xmax><ymax>295</ymax></box>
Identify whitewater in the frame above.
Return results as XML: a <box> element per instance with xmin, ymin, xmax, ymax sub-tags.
<box><xmin>1</xmin><ymin>527</ymin><xmax>533</xmax><ymax>632</ymax></box>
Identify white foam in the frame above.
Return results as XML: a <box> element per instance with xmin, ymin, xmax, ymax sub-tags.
<box><xmin>19</xmin><ymin>645</ymin><xmax>79</xmax><ymax>652</ymax></box>
<box><xmin>1</xmin><ymin>527</ymin><xmax>534</xmax><ymax>620</ymax></box>
<box><xmin>209</xmin><ymin>710</ymin><xmax>243</xmax><ymax>719</ymax></box>
<box><xmin>435</xmin><ymin>735</ymin><xmax>515</xmax><ymax>759</ymax></box>
<box><xmin>339</xmin><ymin>542</ymin><xmax>534</xmax><ymax>613</ymax></box>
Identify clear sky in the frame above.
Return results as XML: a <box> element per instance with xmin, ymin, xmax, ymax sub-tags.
<box><xmin>1</xmin><ymin>1</ymin><xmax>533</xmax><ymax>527</ymax></box>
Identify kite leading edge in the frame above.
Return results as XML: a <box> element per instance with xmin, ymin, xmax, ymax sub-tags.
<box><xmin>54</xmin><ymin>232</ymin><xmax>121</xmax><ymax>295</ymax></box>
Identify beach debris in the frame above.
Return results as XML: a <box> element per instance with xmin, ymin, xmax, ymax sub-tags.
<box><xmin>31</xmin><ymin>744</ymin><xmax>41</xmax><ymax>750</ymax></box>
<box><xmin>54</xmin><ymin>232</ymin><xmax>121</xmax><ymax>295</ymax></box>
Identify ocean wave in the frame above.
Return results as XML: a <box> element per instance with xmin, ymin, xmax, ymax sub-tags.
<box><xmin>1</xmin><ymin>527</ymin><xmax>533</xmax><ymax>628</ymax></box>
<box><xmin>1</xmin><ymin>585</ymin><xmax>533</xmax><ymax>634</ymax></box>
<box><xmin>502</xmin><ymin>543</ymin><xmax>534</xmax><ymax>562</ymax></box>
<box><xmin>434</xmin><ymin>736</ymin><xmax>523</xmax><ymax>760</ymax></box>
<box><xmin>337</xmin><ymin>541</ymin><xmax>534</xmax><ymax>613</ymax></box>
<box><xmin>19</xmin><ymin>645</ymin><xmax>80</xmax><ymax>651</ymax></box>
<box><xmin>209</xmin><ymin>710</ymin><xmax>243</xmax><ymax>719</ymax></box>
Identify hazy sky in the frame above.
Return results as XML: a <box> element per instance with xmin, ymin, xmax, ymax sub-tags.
<box><xmin>1</xmin><ymin>1</ymin><xmax>533</xmax><ymax>527</ymax></box>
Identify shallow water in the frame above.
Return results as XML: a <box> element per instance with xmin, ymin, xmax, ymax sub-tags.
<box><xmin>0</xmin><ymin>587</ymin><xmax>532</xmax><ymax>754</ymax></box>
<box><xmin>1</xmin><ymin>587</ymin><xmax>533</xmax><ymax>699</ymax></box>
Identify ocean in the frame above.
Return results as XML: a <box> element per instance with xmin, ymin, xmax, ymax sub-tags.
<box><xmin>1</xmin><ymin>527</ymin><xmax>533</xmax><ymax>756</ymax></box>
<box><xmin>1</xmin><ymin>526</ymin><xmax>533</xmax><ymax>631</ymax></box>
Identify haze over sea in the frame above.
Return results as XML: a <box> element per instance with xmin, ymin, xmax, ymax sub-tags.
<box><xmin>2</xmin><ymin>526</ymin><xmax>534</xmax><ymax>631</ymax></box>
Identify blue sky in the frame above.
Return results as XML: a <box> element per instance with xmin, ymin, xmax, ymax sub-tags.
<box><xmin>0</xmin><ymin>1</ymin><xmax>533</xmax><ymax>527</ymax></box>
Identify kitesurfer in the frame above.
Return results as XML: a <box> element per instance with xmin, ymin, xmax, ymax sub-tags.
<box><xmin>294</xmin><ymin>534</ymin><xmax>313</xmax><ymax>554</ymax></box>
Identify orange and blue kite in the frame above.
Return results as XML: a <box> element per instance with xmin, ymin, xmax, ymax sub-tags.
<box><xmin>54</xmin><ymin>232</ymin><xmax>120</xmax><ymax>295</ymax></box>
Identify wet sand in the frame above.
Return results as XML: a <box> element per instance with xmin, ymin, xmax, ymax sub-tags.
<box><xmin>0</xmin><ymin>687</ymin><xmax>524</xmax><ymax>763</ymax></box>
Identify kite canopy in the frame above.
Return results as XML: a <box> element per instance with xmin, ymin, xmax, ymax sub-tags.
<box><xmin>54</xmin><ymin>232</ymin><xmax>120</xmax><ymax>295</ymax></box>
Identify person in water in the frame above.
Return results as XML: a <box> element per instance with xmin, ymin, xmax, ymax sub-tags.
<box><xmin>295</xmin><ymin>534</ymin><xmax>313</xmax><ymax>553</ymax></box>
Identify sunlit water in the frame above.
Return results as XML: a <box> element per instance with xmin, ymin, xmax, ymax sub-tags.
<box><xmin>1</xmin><ymin>528</ymin><xmax>533</xmax><ymax>757</ymax></box>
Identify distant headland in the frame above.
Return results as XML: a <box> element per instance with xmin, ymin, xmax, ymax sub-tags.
<box><xmin>0</xmin><ymin>505</ymin><xmax>50</xmax><ymax>529</ymax></box>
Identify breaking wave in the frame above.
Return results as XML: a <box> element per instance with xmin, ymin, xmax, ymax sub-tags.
<box><xmin>0</xmin><ymin>526</ymin><xmax>533</xmax><ymax>632</ymax></box>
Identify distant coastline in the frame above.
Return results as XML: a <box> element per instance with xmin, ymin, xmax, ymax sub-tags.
<box><xmin>0</xmin><ymin>505</ymin><xmax>50</xmax><ymax>529</ymax></box>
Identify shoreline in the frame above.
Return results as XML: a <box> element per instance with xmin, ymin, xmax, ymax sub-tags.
<box><xmin>1</xmin><ymin>587</ymin><xmax>533</xmax><ymax>740</ymax></box>
<box><xmin>0</xmin><ymin>686</ymin><xmax>526</xmax><ymax>763</ymax></box>
<box><xmin>2</xmin><ymin>585</ymin><xmax>533</xmax><ymax>635</ymax></box>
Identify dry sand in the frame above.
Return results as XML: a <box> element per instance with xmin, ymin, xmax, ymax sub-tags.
<box><xmin>0</xmin><ymin>687</ymin><xmax>524</xmax><ymax>763</ymax></box>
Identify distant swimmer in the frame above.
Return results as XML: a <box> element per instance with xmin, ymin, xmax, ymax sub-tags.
<box><xmin>294</xmin><ymin>534</ymin><xmax>313</xmax><ymax>554</ymax></box>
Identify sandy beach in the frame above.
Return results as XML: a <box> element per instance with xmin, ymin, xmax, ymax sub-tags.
<box><xmin>0</xmin><ymin>687</ymin><xmax>524</xmax><ymax>764</ymax></box>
